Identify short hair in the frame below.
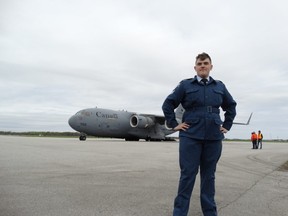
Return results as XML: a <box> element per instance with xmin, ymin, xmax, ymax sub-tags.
<box><xmin>196</xmin><ymin>52</ymin><xmax>212</xmax><ymax>63</ymax></box>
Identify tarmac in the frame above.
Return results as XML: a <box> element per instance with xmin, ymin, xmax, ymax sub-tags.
<box><xmin>0</xmin><ymin>135</ymin><xmax>288</xmax><ymax>216</ymax></box>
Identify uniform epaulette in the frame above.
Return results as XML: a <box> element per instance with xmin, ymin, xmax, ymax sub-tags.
<box><xmin>183</xmin><ymin>77</ymin><xmax>197</xmax><ymax>83</ymax></box>
<box><xmin>214</xmin><ymin>80</ymin><xmax>223</xmax><ymax>84</ymax></box>
<box><xmin>184</xmin><ymin>77</ymin><xmax>194</xmax><ymax>81</ymax></box>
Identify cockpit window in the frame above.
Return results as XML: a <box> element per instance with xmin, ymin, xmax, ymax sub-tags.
<box><xmin>75</xmin><ymin>110</ymin><xmax>91</xmax><ymax>116</ymax></box>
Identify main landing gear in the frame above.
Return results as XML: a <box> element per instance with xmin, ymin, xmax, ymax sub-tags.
<box><xmin>79</xmin><ymin>134</ymin><xmax>86</xmax><ymax>141</ymax></box>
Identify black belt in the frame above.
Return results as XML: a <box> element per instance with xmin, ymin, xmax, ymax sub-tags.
<box><xmin>186</xmin><ymin>106</ymin><xmax>220</xmax><ymax>113</ymax></box>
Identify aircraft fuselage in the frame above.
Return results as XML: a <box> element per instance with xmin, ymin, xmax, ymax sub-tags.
<box><xmin>68</xmin><ymin>107</ymin><xmax>174</xmax><ymax>141</ymax></box>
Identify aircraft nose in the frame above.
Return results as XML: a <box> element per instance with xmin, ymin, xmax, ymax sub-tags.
<box><xmin>68</xmin><ymin>115</ymin><xmax>77</xmax><ymax>130</ymax></box>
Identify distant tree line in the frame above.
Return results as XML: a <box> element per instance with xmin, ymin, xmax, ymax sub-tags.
<box><xmin>0</xmin><ymin>131</ymin><xmax>80</xmax><ymax>137</ymax></box>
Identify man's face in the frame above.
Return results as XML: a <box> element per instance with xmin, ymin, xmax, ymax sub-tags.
<box><xmin>194</xmin><ymin>58</ymin><xmax>213</xmax><ymax>78</ymax></box>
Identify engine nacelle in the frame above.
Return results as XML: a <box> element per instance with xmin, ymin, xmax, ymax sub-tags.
<box><xmin>130</xmin><ymin>115</ymin><xmax>155</xmax><ymax>128</ymax></box>
<box><xmin>164</xmin><ymin>120</ymin><xmax>173</xmax><ymax>130</ymax></box>
<box><xmin>164</xmin><ymin>118</ymin><xmax>182</xmax><ymax>130</ymax></box>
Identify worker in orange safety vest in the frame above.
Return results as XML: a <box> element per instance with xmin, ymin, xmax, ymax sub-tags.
<box><xmin>251</xmin><ymin>132</ymin><xmax>258</xmax><ymax>149</ymax></box>
<box><xmin>257</xmin><ymin>130</ymin><xmax>263</xmax><ymax>149</ymax></box>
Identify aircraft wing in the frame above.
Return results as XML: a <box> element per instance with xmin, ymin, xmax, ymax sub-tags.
<box><xmin>233</xmin><ymin>113</ymin><xmax>253</xmax><ymax>125</ymax></box>
<box><xmin>138</xmin><ymin>111</ymin><xmax>253</xmax><ymax>126</ymax></box>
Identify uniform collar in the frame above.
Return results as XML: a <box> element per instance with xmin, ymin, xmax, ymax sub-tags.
<box><xmin>196</xmin><ymin>75</ymin><xmax>210</xmax><ymax>82</ymax></box>
<box><xmin>190</xmin><ymin>75</ymin><xmax>216</xmax><ymax>83</ymax></box>
<box><xmin>189</xmin><ymin>76</ymin><xmax>216</xmax><ymax>84</ymax></box>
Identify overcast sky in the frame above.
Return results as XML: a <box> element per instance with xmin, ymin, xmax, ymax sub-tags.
<box><xmin>1</xmin><ymin>0</ymin><xmax>288</xmax><ymax>139</ymax></box>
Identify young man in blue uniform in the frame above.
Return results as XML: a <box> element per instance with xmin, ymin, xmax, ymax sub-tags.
<box><xmin>162</xmin><ymin>53</ymin><xmax>237</xmax><ymax>216</ymax></box>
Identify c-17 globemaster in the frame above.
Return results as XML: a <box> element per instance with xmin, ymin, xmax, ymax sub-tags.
<box><xmin>68</xmin><ymin>105</ymin><xmax>252</xmax><ymax>141</ymax></box>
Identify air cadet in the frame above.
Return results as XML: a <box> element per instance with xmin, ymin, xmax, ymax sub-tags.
<box><xmin>162</xmin><ymin>52</ymin><xmax>237</xmax><ymax>216</ymax></box>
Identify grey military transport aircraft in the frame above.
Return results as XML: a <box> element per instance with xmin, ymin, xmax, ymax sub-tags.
<box><xmin>68</xmin><ymin>105</ymin><xmax>252</xmax><ymax>141</ymax></box>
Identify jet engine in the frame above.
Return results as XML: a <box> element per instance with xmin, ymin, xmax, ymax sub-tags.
<box><xmin>130</xmin><ymin>115</ymin><xmax>155</xmax><ymax>128</ymax></box>
<box><xmin>164</xmin><ymin>118</ymin><xmax>182</xmax><ymax>130</ymax></box>
<box><xmin>164</xmin><ymin>120</ymin><xmax>173</xmax><ymax>130</ymax></box>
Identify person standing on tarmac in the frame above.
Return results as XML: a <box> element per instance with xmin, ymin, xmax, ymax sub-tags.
<box><xmin>257</xmin><ymin>130</ymin><xmax>263</xmax><ymax>149</ymax></box>
<box><xmin>162</xmin><ymin>52</ymin><xmax>237</xmax><ymax>216</ymax></box>
<box><xmin>251</xmin><ymin>132</ymin><xmax>258</xmax><ymax>149</ymax></box>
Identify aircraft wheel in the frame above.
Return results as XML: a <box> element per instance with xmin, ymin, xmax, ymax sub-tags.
<box><xmin>125</xmin><ymin>138</ymin><xmax>139</xmax><ymax>141</ymax></box>
<box><xmin>79</xmin><ymin>135</ymin><xmax>86</xmax><ymax>141</ymax></box>
<box><xmin>145</xmin><ymin>137</ymin><xmax>151</xmax><ymax>141</ymax></box>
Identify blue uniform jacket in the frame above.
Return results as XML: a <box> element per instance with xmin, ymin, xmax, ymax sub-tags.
<box><xmin>162</xmin><ymin>76</ymin><xmax>237</xmax><ymax>140</ymax></box>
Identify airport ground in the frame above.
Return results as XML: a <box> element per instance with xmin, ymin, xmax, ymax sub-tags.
<box><xmin>0</xmin><ymin>136</ymin><xmax>287</xmax><ymax>216</ymax></box>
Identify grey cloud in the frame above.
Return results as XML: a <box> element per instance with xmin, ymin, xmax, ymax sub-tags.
<box><xmin>1</xmin><ymin>0</ymin><xmax>288</xmax><ymax>139</ymax></box>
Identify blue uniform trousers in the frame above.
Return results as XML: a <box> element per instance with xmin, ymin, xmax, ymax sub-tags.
<box><xmin>173</xmin><ymin>137</ymin><xmax>222</xmax><ymax>216</ymax></box>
